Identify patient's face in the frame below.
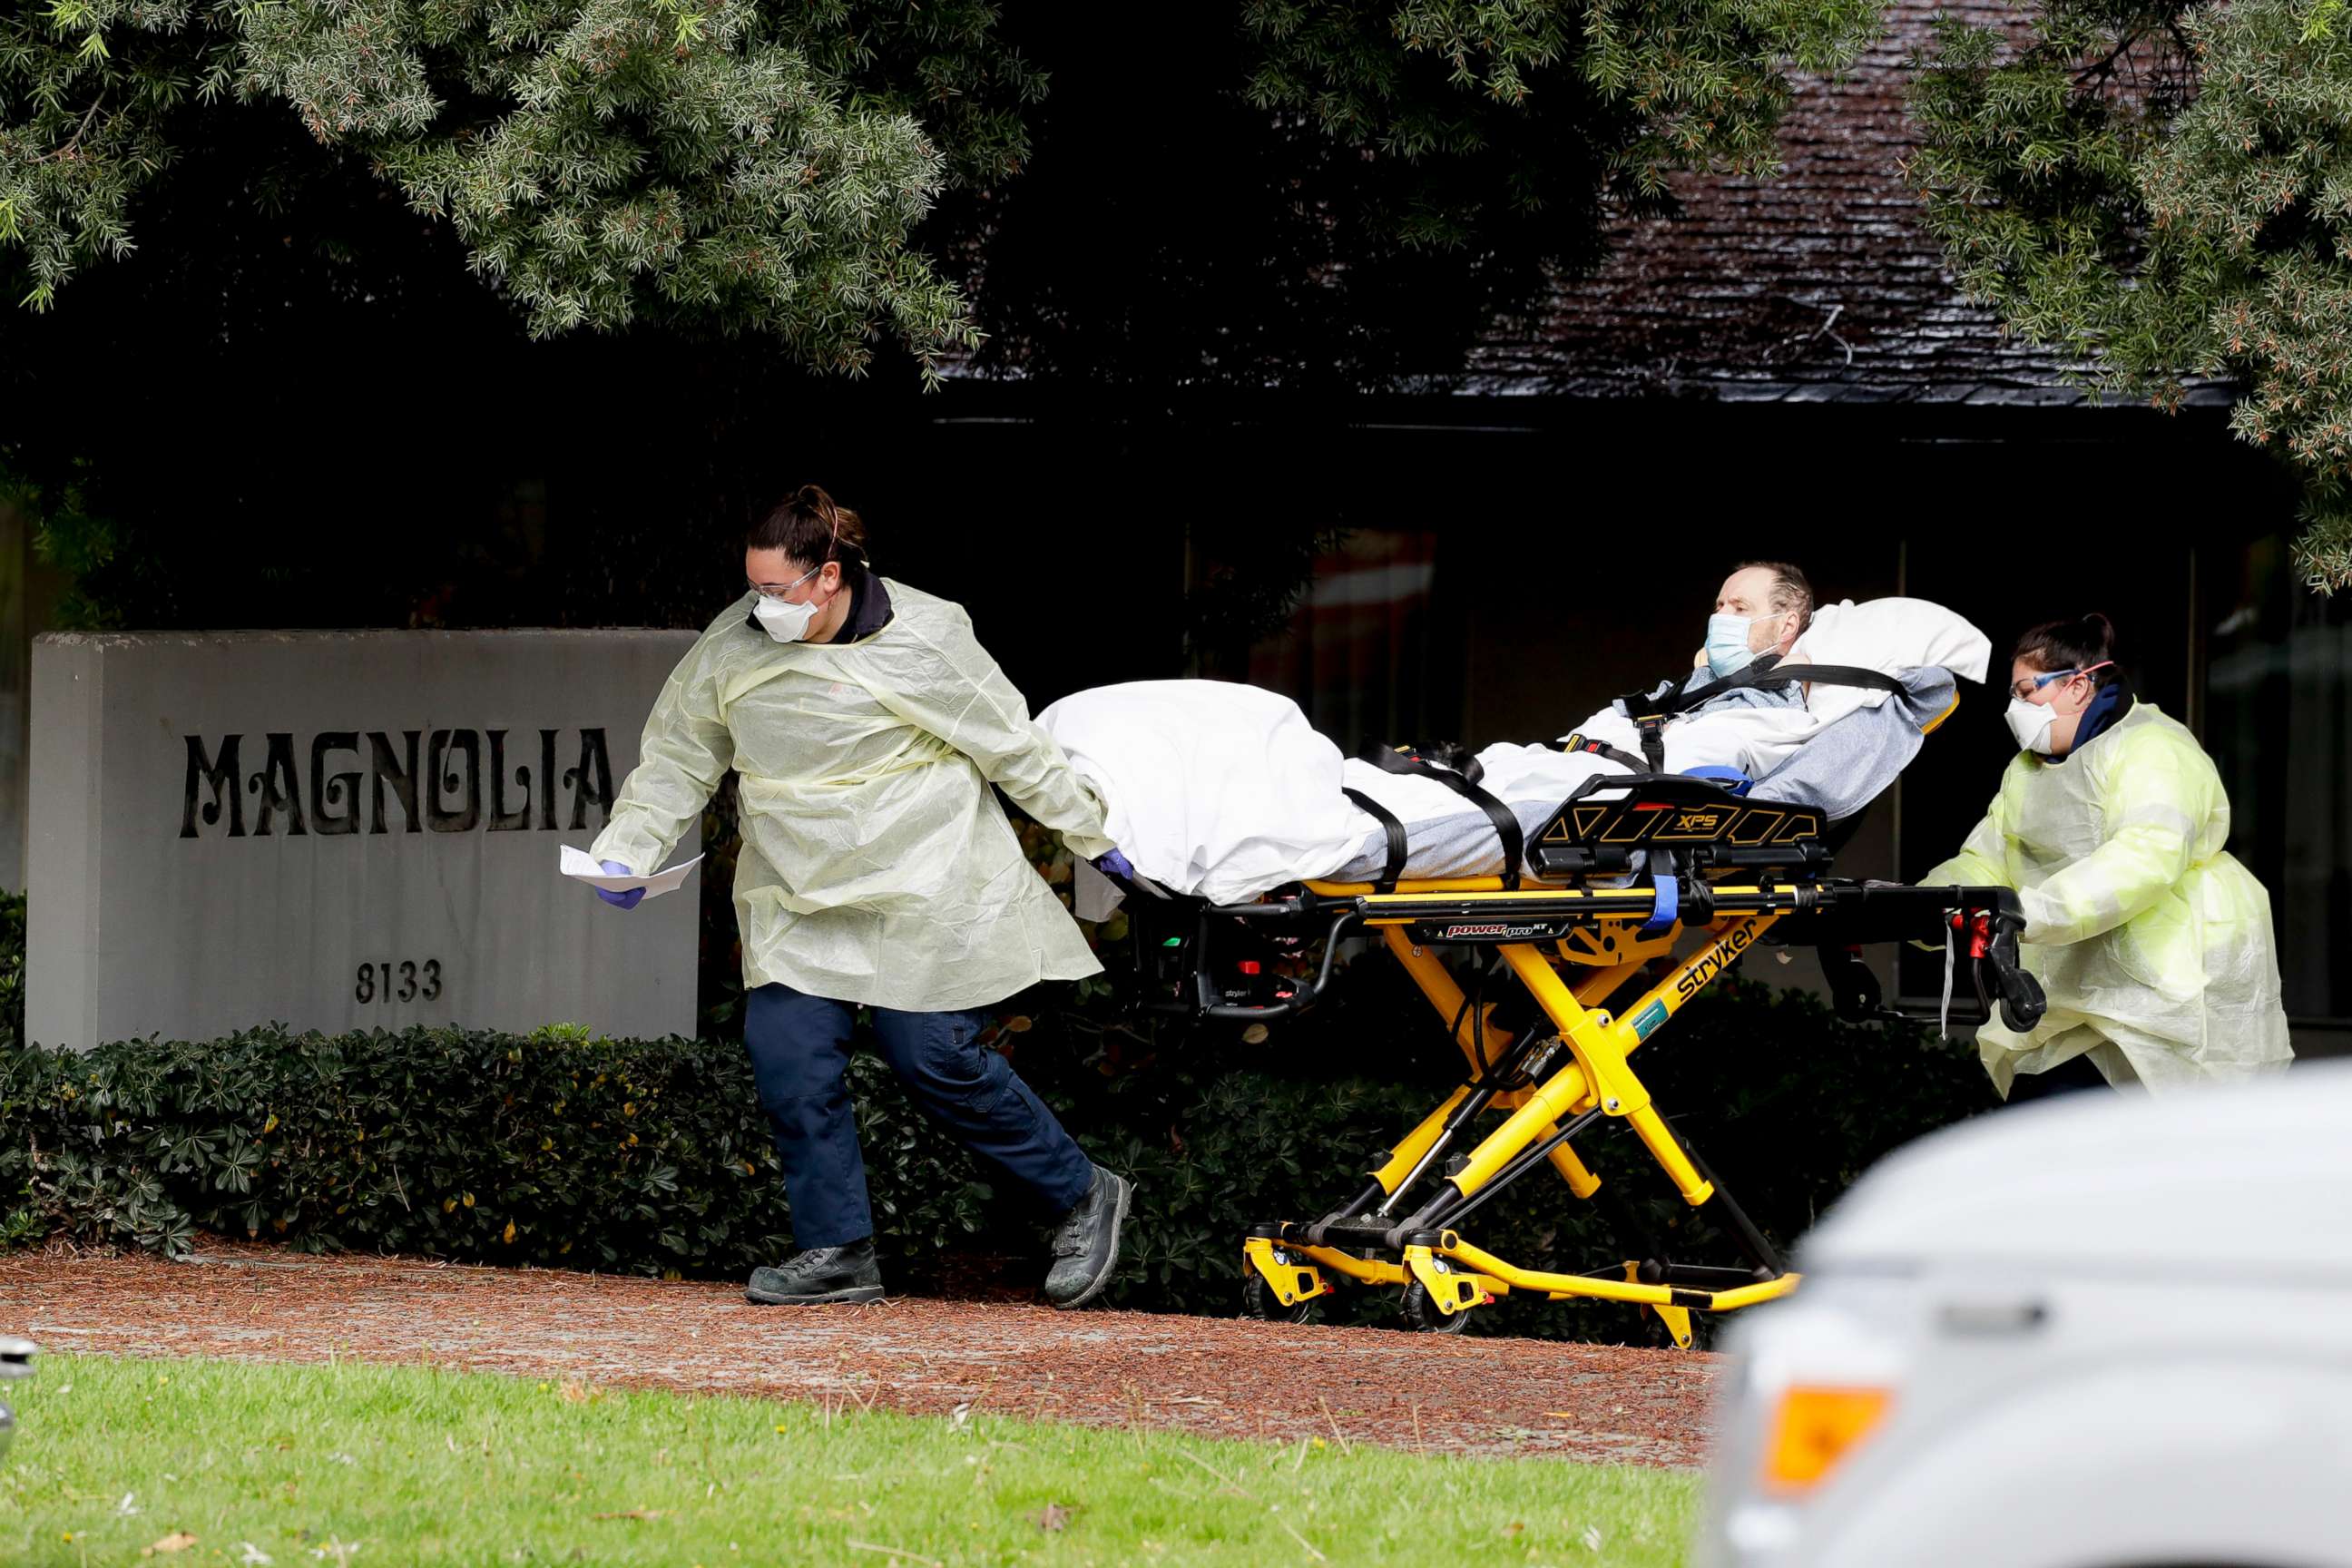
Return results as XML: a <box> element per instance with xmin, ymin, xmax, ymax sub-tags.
<box><xmin>1714</xmin><ymin>567</ymin><xmax>1791</xmax><ymax>654</ymax></box>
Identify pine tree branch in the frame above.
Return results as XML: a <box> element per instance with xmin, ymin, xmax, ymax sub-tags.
<box><xmin>31</xmin><ymin>92</ymin><xmax>107</xmax><ymax>163</ymax></box>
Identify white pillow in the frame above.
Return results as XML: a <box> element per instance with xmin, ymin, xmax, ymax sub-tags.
<box><xmin>1784</xmin><ymin>598</ymin><xmax>1991</xmax><ymax>728</ymax></box>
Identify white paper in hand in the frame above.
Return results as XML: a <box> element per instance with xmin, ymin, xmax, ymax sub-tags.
<box><xmin>559</xmin><ymin>845</ymin><xmax>704</xmax><ymax>901</ymax></box>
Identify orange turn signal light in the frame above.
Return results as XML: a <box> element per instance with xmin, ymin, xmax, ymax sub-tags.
<box><xmin>1761</xmin><ymin>1386</ymin><xmax>1891</xmax><ymax>1494</ymax></box>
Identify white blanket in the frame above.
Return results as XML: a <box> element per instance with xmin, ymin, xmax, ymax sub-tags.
<box><xmin>1040</xmin><ymin>683</ymin><xmax>1635</xmax><ymax>896</ymax></box>
<box><xmin>1038</xmin><ymin>681</ymin><xmax>1361</xmax><ymax>903</ymax></box>
<box><xmin>1332</xmin><ymin>744</ymin><xmax>1621</xmax><ymax>883</ymax></box>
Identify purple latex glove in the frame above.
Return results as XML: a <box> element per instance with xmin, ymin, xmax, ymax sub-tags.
<box><xmin>1095</xmin><ymin>848</ymin><xmax>1137</xmax><ymax>881</ymax></box>
<box><xmin>595</xmin><ymin>859</ymin><xmax>644</xmax><ymax>911</ymax></box>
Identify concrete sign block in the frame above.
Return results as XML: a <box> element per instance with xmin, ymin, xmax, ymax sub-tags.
<box><xmin>29</xmin><ymin>630</ymin><xmax>701</xmax><ymax>1048</ymax></box>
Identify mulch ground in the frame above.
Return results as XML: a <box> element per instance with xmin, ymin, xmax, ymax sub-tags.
<box><xmin>0</xmin><ymin>1243</ymin><xmax>1722</xmax><ymax>1467</ymax></box>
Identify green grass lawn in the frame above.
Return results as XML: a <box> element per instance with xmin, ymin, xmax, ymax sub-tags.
<box><xmin>1</xmin><ymin>1354</ymin><xmax>1700</xmax><ymax>1566</ymax></box>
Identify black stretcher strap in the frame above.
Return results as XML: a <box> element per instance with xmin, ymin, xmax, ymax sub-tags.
<box><xmin>1556</xmin><ymin>732</ymin><xmax>1649</xmax><ymax>772</ymax></box>
<box><xmin>1617</xmin><ymin>659</ymin><xmax>1912</xmax><ymax>722</ymax></box>
<box><xmin>1340</xmin><ymin>787</ymin><xmax>1407</xmax><ymax>895</ymax></box>
<box><xmin>1360</xmin><ymin>746</ymin><xmax>1524</xmax><ymax>890</ymax></box>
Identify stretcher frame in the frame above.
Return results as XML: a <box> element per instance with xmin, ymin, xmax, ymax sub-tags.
<box><xmin>1117</xmin><ymin>766</ymin><xmax>2046</xmax><ymax>1344</ymax></box>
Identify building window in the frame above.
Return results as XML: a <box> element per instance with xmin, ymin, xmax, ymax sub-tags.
<box><xmin>1247</xmin><ymin>531</ymin><xmax>1446</xmax><ymax>750</ymax></box>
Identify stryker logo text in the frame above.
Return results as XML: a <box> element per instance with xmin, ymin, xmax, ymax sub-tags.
<box><xmin>1675</xmin><ymin>922</ymin><xmax>1757</xmax><ymax>998</ymax></box>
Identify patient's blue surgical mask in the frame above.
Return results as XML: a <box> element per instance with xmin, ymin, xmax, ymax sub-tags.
<box><xmin>1705</xmin><ymin>612</ymin><xmax>1775</xmax><ymax>680</ymax></box>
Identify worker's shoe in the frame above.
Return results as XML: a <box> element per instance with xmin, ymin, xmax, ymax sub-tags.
<box><xmin>746</xmin><ymin>1240</ymin><xmax>884</xmax><ymax>1306</ymax></box>
<box><xmin>1044</xmin><ymin>1164</ymin><xmax>1132</xmax><ymax>1310</ymax></box>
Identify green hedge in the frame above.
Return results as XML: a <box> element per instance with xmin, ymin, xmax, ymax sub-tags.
<box><xmin>0</xmin><ymin>892</ymin><xmax>1998</xmax><ymax>1339</ymax></box>
<box><xmin>0</xmin><ymin>892</ymin><xmax>23</xmax><ymax>1055</ymax></box>
<box><xmin>0</xmin><ymin>1025</ymin><xmax>968</xmax><ymax>1268</ymax></box>
<box><xmin>0</xmin><ymin>1019</ymin><xmax>1445</xmax><ymax>1303</ymax></box>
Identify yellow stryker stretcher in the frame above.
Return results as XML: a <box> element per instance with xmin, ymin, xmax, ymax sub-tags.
<box><xmin>1102</xmin><ymin>669</ymin><xmax>2047</xmax><ymax>1343</ymax></box>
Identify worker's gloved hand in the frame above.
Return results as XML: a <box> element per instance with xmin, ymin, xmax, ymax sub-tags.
<box><xmin>1094</xmin><ymin>848</ymin><xmax>1137</xmax><ymax>881</ymax></box>
<box><xmin>595</xmin><ymin>860</ymin><xmax>644</xmax><ymax>911</ymax></box>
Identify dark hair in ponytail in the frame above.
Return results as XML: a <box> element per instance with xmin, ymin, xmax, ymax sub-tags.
<box><xmin>2014</xmin><ymin>613</ymin><xmax>2120</xmax><ymax>686</ymax></box>
<box><xmin>747</xmin><ymin>485</ymin><xmax>871</xmax><ymax>573</ymax></box>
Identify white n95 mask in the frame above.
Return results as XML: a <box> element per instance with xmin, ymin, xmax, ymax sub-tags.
<box><xmin>2005</xmin><ymin>695</ymin><xmax>2060</xmax><ymax>755</ymax></box>
<box><xmin>754</xmin><ymin>593</ymin><xmax>818</xmax><ymax>644</ymax></box>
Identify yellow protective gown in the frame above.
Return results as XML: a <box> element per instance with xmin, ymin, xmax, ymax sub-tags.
<box><xmin>591</xmin><ymin>580</ymin><xmax>1116</xmax><ymax>1013</ymax></box>
<box><xmin>1924</xmin><ymin>701</ymin><xmax>2293</xmax><ymax>1095</ymax></box>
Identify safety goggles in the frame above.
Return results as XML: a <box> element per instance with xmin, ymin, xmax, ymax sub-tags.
<box><xmin>749</xmin><ymin>563</ymin><xmax>823</xmax><ymax>600</ymax></box>
<box><xmin>2009</xmin><ymin>661</ymin><xmax>2112</xmax><ymax>701</ymax></box>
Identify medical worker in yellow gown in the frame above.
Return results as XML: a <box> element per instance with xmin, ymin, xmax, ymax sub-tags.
<box><xmin>1925</xmin><ymin>613</ymin><xmax>2292</xmax><ymax>1100</ymax></box>
<box><xmin>589</xmin><ymin>486</ymin><xmax>1132</xmax><ymax>1308</ymax></box>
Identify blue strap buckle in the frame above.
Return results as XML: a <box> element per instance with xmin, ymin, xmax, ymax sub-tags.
<box><xmin>1681</xmin><ymin>765</ymin><xmax>1753</xmax><ymax>797</ymax></box>
<box><xmin>1639</xmin><ymin>872</ymin><xmax>1681</xmax><ymax>936</ymax></box>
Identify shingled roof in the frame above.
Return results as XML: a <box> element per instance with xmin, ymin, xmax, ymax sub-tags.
<box><xmin>1464</xmin><ymin>0</ymin><xmax>2230</xmax><ymax>407</ymax></box>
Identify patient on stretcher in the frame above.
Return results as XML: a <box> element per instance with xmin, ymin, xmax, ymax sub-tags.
<box><xmin>1038</xmin><ymin>584</ymin><xmax>1992</xmax><ymax>904</ymax></box>
<box><xmin>1353</xmin><ymin>564</ymin><xmax>1818</xmax><ymax>828</ymax></box>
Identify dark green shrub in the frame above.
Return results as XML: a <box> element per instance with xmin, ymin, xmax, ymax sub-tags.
<box><xmin>0</xmin><ymin>893</ymin><xmax>23</xmax><ymax>1054</ymax></box>
<box><xmin>0</xmin><ymin>1027</ymin><xmax>995</xmax><ymax>1282</ymax></box>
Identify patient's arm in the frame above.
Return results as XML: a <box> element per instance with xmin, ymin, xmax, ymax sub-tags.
<box><xmin>1661</xmin><ymin>703</ymin><xmax>1815</xmax><ymax>777</ymax></box>
<box><xmin>1561</xmin><ymin>693</ymin><xmax>1809</xmax><ymax>779</ymax></box>
<box><xmin>1562</xmin><ymin>705</ymin><xmax>1645</xmax><ymax>752</ymax></box>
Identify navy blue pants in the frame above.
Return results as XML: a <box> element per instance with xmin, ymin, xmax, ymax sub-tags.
<box><xmin>2005</xmin><ymin>1051</ymin><xmax>2112</xmax><ymax>1105</ymax></box>
<box><xmin>742</xmin><ymin>984</ymin><xmax>1096</xmax><ymax>1250</ymax></box>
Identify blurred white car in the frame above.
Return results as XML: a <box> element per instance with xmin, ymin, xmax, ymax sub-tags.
<box><xmin>1700</xmin><ymin>1063</ymin><xmax>2352</xmax><ymax>1568</ymax></box>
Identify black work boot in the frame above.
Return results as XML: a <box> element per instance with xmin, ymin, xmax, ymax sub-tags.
<box><xmin>1044</xmin><ymin>1165</ymin><xmax>1132</xmax><ymax>1310</ymax></box>
<box><xmin>746</xmin><ymin>1239</ymin><xmax>884</xmax><ymax>1306</ymax></box>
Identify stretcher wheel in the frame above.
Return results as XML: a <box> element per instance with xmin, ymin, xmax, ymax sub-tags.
<box><xmin>1400</xmin><ymin>1281</ymin><xmax>1473</xmax><ymax>1335</ymax></box>
<box><xmin>1243</xmin><ymin>1272</ymin><xmax>1315</xmax><ymax>1325</ymax></box>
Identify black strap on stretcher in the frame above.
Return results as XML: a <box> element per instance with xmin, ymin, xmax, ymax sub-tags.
<box><xmin>1556</xmin><ymin>732</ymin><xmax>1649</xmax><ymax>771</ymax></box>
<box><xmin>1358</xmin><ymin>746</ymin><xmax>1524</xmax><ymax>891</ymax></box>
<box><xmin>1340</xmin><ymin>787</ymin><xmax>1407</xmax><ymax>895</ymax></box>
<box><xmin>1613</xmin><ymin>660</ymin><xmax>1913</xmax><ymax>771</ymax></box>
